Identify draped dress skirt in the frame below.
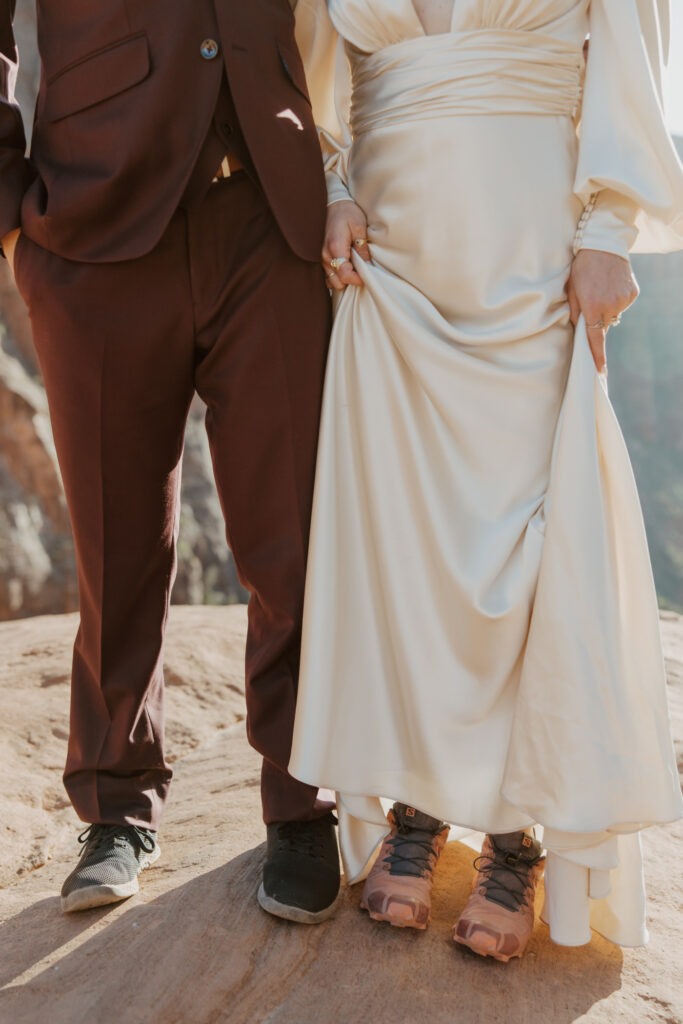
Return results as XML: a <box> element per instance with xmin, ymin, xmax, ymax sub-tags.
<box><xmin>289</xmin><ymin>26</ymin><xmax>683</xmax><ymax>947</ymax></box>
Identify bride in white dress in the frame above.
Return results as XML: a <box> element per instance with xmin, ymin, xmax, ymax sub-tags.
<box><xmin>289</xmin><ymin>0</ymin><xmax>683</xmax><ymax>957</ymax></box>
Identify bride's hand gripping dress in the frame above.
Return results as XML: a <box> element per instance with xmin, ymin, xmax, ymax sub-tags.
<box><xmin>290</xmin><ymin>0</ymin><xmax>683</xmax><ymax>950</ymax></box>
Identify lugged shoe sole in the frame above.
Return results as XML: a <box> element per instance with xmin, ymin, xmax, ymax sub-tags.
<box><xmin>360</xmin><ymin>898</ymin><xmax>429</xmax><ymax>930</ymax></box>
<box><xmin>257</xmin><ymin>882</ymin><xmax>339</xmax><ymax>924</ymax></box>
<box><xmin>61</xmin><ymin>845</ymin><xmax>161</xmax><ymax>913</ymax></box>
<box><xmin>453</xmin><ymin>932</ymin><xmax>520</xmax><ymax>963</ymax></box>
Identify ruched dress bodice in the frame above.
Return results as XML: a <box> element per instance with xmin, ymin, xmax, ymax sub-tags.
<box><xmin>290</xmin><ymin>0</ymin><xmax>683</xmax><ymax>950</ymax></box>
<box><xmin>327</xmin><ymin>0</ymin><xmax>589</xmax><ymax>50</ymax></box>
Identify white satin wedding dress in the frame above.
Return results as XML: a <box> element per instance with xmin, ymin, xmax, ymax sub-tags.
<box><xmin>290</xmin><ymin>0</ymin><xmax>683</xmax><ymax>947</ymax></box>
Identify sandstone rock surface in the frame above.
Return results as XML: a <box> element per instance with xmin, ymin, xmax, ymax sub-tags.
<box><xmin>0</xmin><ymin>607</ymin><xmax>682</xmax><ymax>1024</ymax></box>
<box><xmin>0</xmin><ymin>340</ymin><xmax>77</xmax><ymax>618</ymax></box>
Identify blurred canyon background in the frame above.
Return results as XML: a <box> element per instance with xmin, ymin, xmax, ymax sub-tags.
<box><xmin>1</xmin><ymin>1</ymin><xmax>682</xmax><ymax>621</ymax></box>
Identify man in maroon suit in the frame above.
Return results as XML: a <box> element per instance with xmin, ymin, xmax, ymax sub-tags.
<box><xmin>0</xmin><ymin>0</ymin><xmax>339</xmax><ymax>923</ymax></box>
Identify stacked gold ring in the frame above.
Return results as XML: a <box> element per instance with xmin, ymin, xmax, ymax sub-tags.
<box><xmin>588</xmin><ymin>314</ymin><xmax>623</xmax><ymax>329</ymax></box>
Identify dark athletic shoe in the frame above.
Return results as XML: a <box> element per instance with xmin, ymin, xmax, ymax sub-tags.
<box><xmin>61</xmin><ymin>824</ymin><xmax>160</xmax><ymax>914</ymax></box>
<box><xmin>258</xmin><ymin>813</ymin><xmax>340</xmax><ymax>924</ymax></box>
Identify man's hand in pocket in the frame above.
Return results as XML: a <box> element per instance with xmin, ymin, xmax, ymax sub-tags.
<box><xmin>2</xmin><ymin>228</ymin><xmax>21</xmax><ymax>278</ymax></box>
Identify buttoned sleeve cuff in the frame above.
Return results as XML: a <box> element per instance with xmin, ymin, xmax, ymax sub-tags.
<box><xmin>573</xmin><ymin>189</ymin><xmax>640</xmax><ymax>262</ymax></box>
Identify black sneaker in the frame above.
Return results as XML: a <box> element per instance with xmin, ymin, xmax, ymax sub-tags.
<box><xmin>258</xmin><ymin>813</ymin><xmax>340</xmax><ymax>924</ymax></box>
<box><xmin>61</xmin><ymin>824</ymin><xmax>160</xmax><ymax>913</ymax></box>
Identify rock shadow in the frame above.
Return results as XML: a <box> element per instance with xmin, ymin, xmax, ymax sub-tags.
<box><xmin>0</xmin><ymin>841</ymin><xmax>624</xmax><ymax>1024</ymax></box>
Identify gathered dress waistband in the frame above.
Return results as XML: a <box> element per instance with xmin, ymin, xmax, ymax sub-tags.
<box><xmin>349</xmin><ymin>30</ymin><xmax>585</xmax><ymax>135</ymax></box>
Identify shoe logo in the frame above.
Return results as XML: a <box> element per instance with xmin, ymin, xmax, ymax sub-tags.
<box><xmin>522</xmin><ymin>835</ymin><xmax>532</xmax><ymax>848</ymax></box>
<box><xmin>406</xmin><ymin>807</ymin><xmax>416</xmax><ymax>818</ymax></box>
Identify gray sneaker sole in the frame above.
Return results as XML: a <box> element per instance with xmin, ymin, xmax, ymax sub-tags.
<box><xmin>61</xmin><ymin>845</ymin><xmax>161</xmax><ymax>914</ymax></box>
<box><xmin>257</xmin><ymin>882</ymin><xmax>339</xmax><ymax>925</ymax></box>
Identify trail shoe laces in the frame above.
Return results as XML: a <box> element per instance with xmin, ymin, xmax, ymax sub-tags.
<box><xmin>361</xmin><ymin>803</ymin><xmax>449</xmax><ymax>930</ymax></box>
<box><xmin>454</xmin><ymin>831</ymin><xmax>544</xmax><ymax>961</ymax></box>
<box><xmin>61</xmin><ymin>824</ymin><xmax>160</xmax><ymax>914</ymax></box>
<box><xmin>258</xmin><ymin>812</ymin><xmax>341</xmax><ymax>925</ymax></box>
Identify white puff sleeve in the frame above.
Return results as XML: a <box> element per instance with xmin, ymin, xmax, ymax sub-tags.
<box><xmin>574</xmin><ymin>0</ymin><xmax>683</xmax><ymax>258</ymax></box>
<box><xmin>295</xmin><ymin>0</ymin><xmax>354</xmax><ymax>205</ymax></box>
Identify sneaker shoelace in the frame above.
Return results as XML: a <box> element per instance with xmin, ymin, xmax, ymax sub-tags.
<box><xmin>78</xmin><ymin>824</ymin><xmax>156</xmax><ymax>858</ymax></box>
<box><xmin>382</xmin><ymin>805</ymin><xmax>448</xmax><ymax>879</ymax></box>
<box><xmin>386</xmin><ymin>829</ymin><xmax>442</xmax><ymax>879</ymax></box>
<box><xmin>474</xmin><ymin>840</ymin><xmax>542</xmax><ymax>912</ymax></box>
<box><xmin>273</xmin><ymin>816</ymin><xmax>337</xmax><ymax>861</ymax></box>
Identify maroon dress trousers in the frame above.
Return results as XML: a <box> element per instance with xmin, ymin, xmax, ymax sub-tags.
<box><xmin>0</xmin><ymin>0</ymin><xmax>332</xmax><ymax>827</ymax></box>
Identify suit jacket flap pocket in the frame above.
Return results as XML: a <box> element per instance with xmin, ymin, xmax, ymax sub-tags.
<box><xmin>45</xmin><ymin>34</ymin><xmax>150</xmax><ymax>123</ymax></box>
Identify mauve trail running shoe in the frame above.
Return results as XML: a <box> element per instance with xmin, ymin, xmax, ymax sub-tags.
<box><xmin>360</xmin><ymin>803</ymin><xmax>449</xmax><ymax>930</ymax></box>
<box><xmin>453</xmin><ymin>831</ymin><xmax>545</xmax><ymax>962</ymax></box>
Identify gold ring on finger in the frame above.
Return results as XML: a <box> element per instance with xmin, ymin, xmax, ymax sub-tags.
<box><xmin>329</xmin><ymin>257</ymin><xmax>349</xmax><ymax>272</ymax></box>
<box><xmin>609</xmin><ymin>314</ymin><xmax>622</xmax><ymax>327</ymax></box>
<box><xmin>587</xmin><ymin>319</ymin><xmax>606</xmax><ymax>330</ymax></box>
<box><xmin>353</xmin><ymin>238</ymin><xmax>368</xmax><ymax>248</ymax></box>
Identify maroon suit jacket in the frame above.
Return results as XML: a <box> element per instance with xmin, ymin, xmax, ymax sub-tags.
<box><xmin>0</xmin><ymin>0</ymin><xmax>327</xmax><ymax>262</ymax></box>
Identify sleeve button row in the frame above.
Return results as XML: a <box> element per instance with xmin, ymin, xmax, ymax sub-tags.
<box><xmin>572</xmin><ymin>192</ymin><xmax>599</xmax><ymax>257</ymax></box>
